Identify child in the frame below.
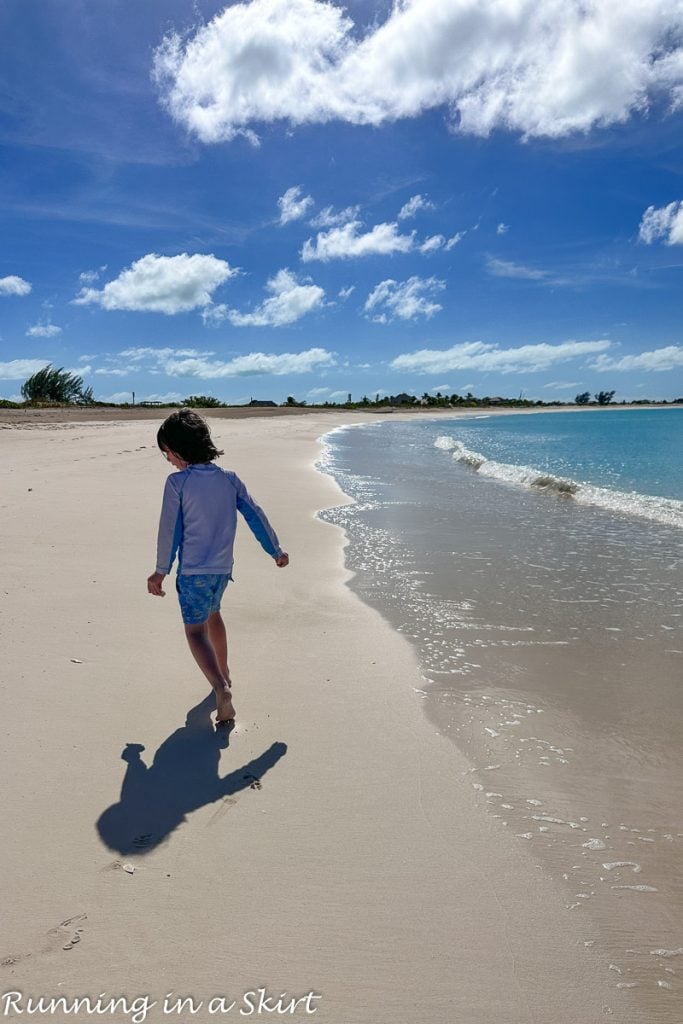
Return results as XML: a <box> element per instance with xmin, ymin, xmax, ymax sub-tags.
<box><xmin>147</xmin><ymin>409</ymin><xmax>289</xmax><ymax>724</ymax></box>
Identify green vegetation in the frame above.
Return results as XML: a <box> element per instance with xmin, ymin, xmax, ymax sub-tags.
<box><xmin>21</xmin><ymin>365</ymin><xmax>93</xmax><ymax>406</ymax></box>
<box><xmin>181</xmin><ymin>395</ymin><xmax>225</xmax><ymax>408</ymax></box>
<box><xmin>9</xmin><ymin>374</ymin><xmax>679</xmax><ymax>413</ymax></box>
<box><xmin>595</xmin><ymin>390</ymin><xmax>616</xmax><ymax>405</ymax></box>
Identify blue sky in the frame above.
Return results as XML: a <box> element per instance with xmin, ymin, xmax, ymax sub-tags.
<box><xmin>1</xmin><ymin>0</ymin><xmax>682</xmax><ymax>404</ymax></box>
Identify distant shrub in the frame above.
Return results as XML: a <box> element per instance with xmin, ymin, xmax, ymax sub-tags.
<box><xmin>21</xmin><ymin>365</ymin><xmax>94</xmax><ymax>405</ymax></box>
<box><xmin>182</xmin><ymin>395</ymin><xmax>224</xmax><ymax>408</ymax></box>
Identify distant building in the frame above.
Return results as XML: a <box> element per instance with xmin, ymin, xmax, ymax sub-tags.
<box><xmin>248</xmin><ymin>399</ymin><xmax>277</xmax><ymax>407</ymax></box>
<box><xmin>390</xmin><ymin>393</ymin><xmax>414</xmax><ymax>405</ymax></box>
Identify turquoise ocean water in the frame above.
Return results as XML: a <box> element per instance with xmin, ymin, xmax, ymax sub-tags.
<box><xmin>431</xmin><ymin>407</ymin><xmax>683</xmax><ymax>525</ymax></box>
<box><xmin>319</xmin><ymin>408</ymin><xmax>683</xmax><ymax>1017</ymax></box>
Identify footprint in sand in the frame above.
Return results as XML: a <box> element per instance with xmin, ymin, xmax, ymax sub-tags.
<box><xmin>51</xmin><ymin>913</ymin><xmax>87</xmax><ymax>952</ymax></box>
<box><xmin>1</xmin><ymin>954</ymin><xmax>27</xmax><ymax>967</ymax></box>
<box><xmin>1</xmin><ymin>913</ymin><xmax>86</xmax><ymax>966</ymax></box>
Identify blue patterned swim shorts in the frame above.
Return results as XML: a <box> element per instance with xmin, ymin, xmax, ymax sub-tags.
<box><xmin>176</xmin><ymin>573</ymin><xmax>230</xmax><ymax>625</ymax></box>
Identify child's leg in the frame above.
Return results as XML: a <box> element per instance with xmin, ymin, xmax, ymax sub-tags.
<box><xmin>184</xmin><ymin>621</ymin><xmax>235</xmax><ymax>722</ymax></box>
<box><xmin>207</xmin><ymin>610</ymin><xmax>230</xmax><ymax>684</ymax></box>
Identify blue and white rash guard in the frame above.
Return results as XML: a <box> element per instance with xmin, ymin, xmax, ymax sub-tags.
<box><xmin>155</xmin><ymin>463</ymin><xmax>283</xmax><ymax>576</ymax></box>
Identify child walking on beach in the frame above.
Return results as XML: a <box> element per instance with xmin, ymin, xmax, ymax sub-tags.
<box><xmin>147</xmin><ymin>410</ymin><xmax>289</xmax><ymax>724</ymax></box>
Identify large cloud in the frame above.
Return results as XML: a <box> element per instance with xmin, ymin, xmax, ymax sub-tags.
<box><xmin>154</xmin><ymin>0</ymin><xmax>683</xmax><ymax>143</ymax></box>
<box><xmin>638</xmin><ymin>201</ymin><xmax>683</xmax><ymax>245</ymax></box>
<box><xmin>391</xmin><ymin>339</ymin><xmax>611</xmax><ymax>374</ymax></box>
<box><xmin>163</xmin><ymin>347</ymin><xmax>335</xmax><ymax>378</ymax></box>
<box><xmin>73</xmin><ymin>253</ymin><xmax>236</xmax><ymax>314</ymax></box>
<box><xmin>302</xmin><ymin>220</ymin><xmax>414</xmax><ymax>261</ymax></box>
<box><xmin>0</xmin><ymin>276</ymin><xmax>32</xmax><ymax>296</ymax></box>
<box><xmin>204</xmin><ymin>269</ymin><xmax>324</xmax><ymax>326</ymax></box>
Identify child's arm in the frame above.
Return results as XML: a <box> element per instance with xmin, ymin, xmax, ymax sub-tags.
<box><xmin>147</xmin><ymin>476</ymin><xmax>182</xmax><ymax>596</ymax></box>
<box><xmin>234</xmin><ymin>476</ymin><xmax>288</xmax><ymax>564</ymax></box>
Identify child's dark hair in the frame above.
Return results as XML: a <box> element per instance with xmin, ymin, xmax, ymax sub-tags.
<box><xmin>157</xmin><ymin>409</ymin><xmax>224</xmax><ymax>463</ymax></box>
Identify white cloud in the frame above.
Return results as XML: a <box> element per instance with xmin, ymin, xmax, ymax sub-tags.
<box><xmin>0</xmin><ymin>275</ymin><xmax>32</xmax><ymax>296</ymax></box>
<box><xmin>638</xmin><ymin>201</ymin><xmax>683</xmax><ymax>245</ymax></box>
<box><xmin>119</xmin><ymin>346</ymin><xmax>210</xmax><ymax>360</ymax></box>
<box><xmin>590</xmin><ymin>346</ymin><xmax>683</xmax><ymax>371</ymax></box>
<box><xmin>365</xmin><ymin>276</ymin><xmax>445</xmax><ymax>322</ymax></box>
<box><xmin>78</xmin><ymin>266</ymin><xmax>106</xmax><ymax>285</ymax></box>
<box><xmin>138</xmin><ymin>392</ymin><xmax>185</xmax><ymax>403</ymax></box>
<box><xmin>445</xmin><ymin>231</ymin><xmax>466</xmax><ymax>250</ymax></box>
<box><xmin>430</xmin><ymin>384</ymin><xmax>451</xmax><ymax>393</ymax></box>
<box><xmin>154</xmin><ymin>0</ymin><xmax>683</xmax><ymax>143</ymax></box>
<box><xmin>0</xmin><ymin>359</ymin><xmax>50</xmax><ymax>379</ymax></box>
<box><xmin>398</xmin><ymin>194</ymin><xmax>435</xmax><ymax>220</ymax></box>
<box><xmin>73</xmin><ymin>253</ymin><xmax>236</xmax><ymax>314</ymax></box>
<box><xmin>278</xmin><ymin>186</ymin><xmax>314</xmax><ymax>225</ymax></box>
<box><xmin>391</xmin><ymin>339</ymin><xmax>611</xmax><ymax>374</ymax></box>
<box><xmin>204</xmin><ymin>269</ymin><xmax>324</xmax><ymax>327</ymax></box>
<box><xmin>26</xmin><ymin>322</ymin><xmax>62</xmax><ymax>338</ymax></box>
<box><xmin>486</xmin><ymin>256</ymin><xmax>549</xmax><ymax>280</ymax></box>
<box><xmin>302</xmin><ymin>220</ymin><xmax>414</xmax><ymax>261</ymax></box>
<box><xmin>162</xmin><ymin>347</ymin><xmax>335</xmax><ymax>378</ymax></box>
<box><xmin>94</xmin><ymin>347</ymin><xmax>214</xmax><ymax>377</ymax></box>
<box><xmin>497</xmin><ymin>223</ymin><xmax>509</xmax><ymax>235</ymax></box>
<box><xmin>338</xmin><ymin>285</ymin><xmax>355</xmax><ymax>300</ymax></box>
<box><xmin>310</xmin><ymin>204</ymin><xmax>359</xmax><ymax>228</ymax></box>
<box><xmin>543</xmin><ymin>380</ymin><xmax>580</xmax><ymax>389</ymax></box>
<box><xmin>307</xmin><ymin>386</ymin><xmax>331</xmax><ymax>397</ymax></box>
<box><xmin>420</xmin><ymin>234</ymin><xmax>446</xmax><ymax>254</ymax></box>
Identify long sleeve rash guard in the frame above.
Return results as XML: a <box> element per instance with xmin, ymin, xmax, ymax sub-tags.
<box><xmin>155</xmin><ymin>463</ymin><xmax>283</xmax><ymax>576</ymax></box>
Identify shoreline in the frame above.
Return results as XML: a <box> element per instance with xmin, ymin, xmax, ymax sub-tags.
<box><xmin>0</xmin><ymin>413</ymin><xmax>647</xmax><ymax>1022</ymax></box>
<box><xmin>317</xmin><ymin>414</ymin><xmax>683</xmax><ymax>1021</ymax></box>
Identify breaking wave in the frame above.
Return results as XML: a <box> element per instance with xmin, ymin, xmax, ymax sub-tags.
<box><xmin>434</xmin><ymin>435</ymin><xmax>683</xmax><ymax>528</ymax></box>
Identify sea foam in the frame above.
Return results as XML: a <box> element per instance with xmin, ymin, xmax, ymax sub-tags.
<box><xmin>434</xmin><ymin>436</ymin><xmax>683</xmax><ymax>528</ymax></box>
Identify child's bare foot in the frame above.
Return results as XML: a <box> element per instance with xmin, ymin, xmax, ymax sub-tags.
<box><xmin>216</xmin><ymin>684</ymin><xmax>236</xmax><ymax>724</ymax></box>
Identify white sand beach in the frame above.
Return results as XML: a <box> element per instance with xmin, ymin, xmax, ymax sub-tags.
<box><xmin>1</xmin><ymin>412</ymin><xmax>628</xmax><ymax>1023</ymax></box>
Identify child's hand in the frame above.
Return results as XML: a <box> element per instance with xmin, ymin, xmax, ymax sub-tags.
<box><xmin>275</xmin><ymin>553</ymin><xmax>289</xmax><ymax>567</ymax></box>
<box><xmin>147</xmin><ymin>572</ymin><xmax>166</xmax><ymax>596</ymax></box>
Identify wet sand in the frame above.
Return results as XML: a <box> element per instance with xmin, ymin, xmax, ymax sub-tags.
<box><xmin>319</xmin><ymin>416</ymin><xmax>683</xmax><ymax>1022</ymax></box>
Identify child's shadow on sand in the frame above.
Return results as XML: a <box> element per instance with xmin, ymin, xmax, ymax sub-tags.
<box><xmin>96</xmin><ymin>695</ymin><xmax>287</xmax><ymax>855</ymax></box>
